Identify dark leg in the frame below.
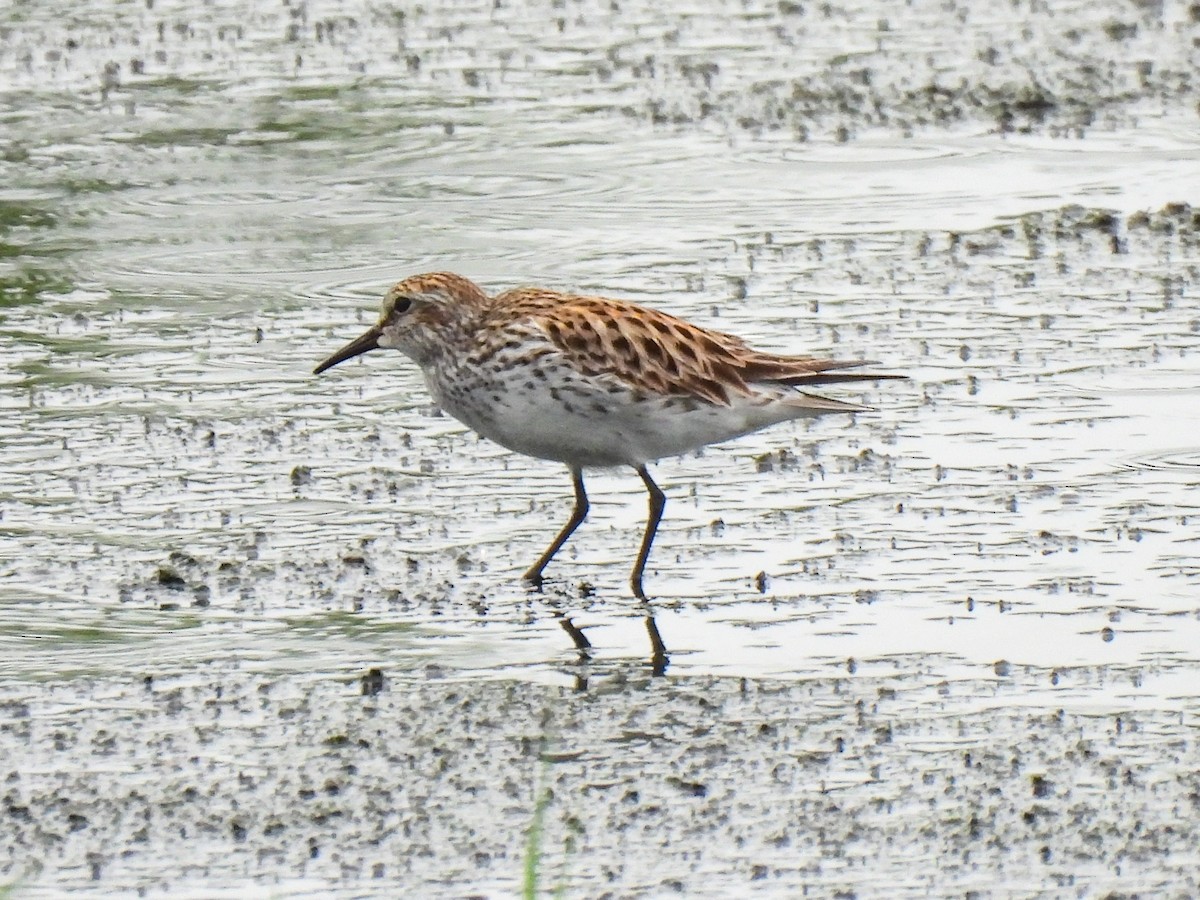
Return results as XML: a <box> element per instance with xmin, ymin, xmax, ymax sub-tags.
<box><xmin>524</xmin><ymin>466</ymin><xmax>588</xmax><ymax>587</ymax></box>
<box><xmin>630</xmin><ymin>465</ymin><xmax>666</xmax><ymax>601</ymax></box>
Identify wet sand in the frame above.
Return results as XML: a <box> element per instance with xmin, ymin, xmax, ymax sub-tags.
<box><xmin>4</xmin><ymin>663</ymin><xmax>1200</xmax><ymax>897</ymax></box>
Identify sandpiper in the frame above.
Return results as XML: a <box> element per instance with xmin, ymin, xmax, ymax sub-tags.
<box><xmin>315</xmin><ymin>272</ymin><xmax>901</xmax><ymax>599</ymax></box>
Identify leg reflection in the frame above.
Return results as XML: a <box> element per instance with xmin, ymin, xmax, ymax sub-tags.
<box><xmin>645</xmin><ymin>614</ymin><xmax>668</xmax><ymax>676</ymax></box>
<box><xmin>555</xmin><ymin>613</ymin><xmax>592</xmax><ymax>655</ymax></box>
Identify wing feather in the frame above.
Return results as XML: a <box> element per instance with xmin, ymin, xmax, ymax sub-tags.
<box><xmin>506</xmin><ymin>291</ymin><xmax>901</xmax><ymax>406</ymax></box>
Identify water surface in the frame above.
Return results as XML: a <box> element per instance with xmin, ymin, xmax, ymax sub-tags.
<box><xmin>2</xmin><ymin>0</ymin><xmax>1199</xmax><ymax>895</ymax></box>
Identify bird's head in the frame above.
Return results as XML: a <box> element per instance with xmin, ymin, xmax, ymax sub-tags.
<box><xmin>313</xmin><ymin>272</ymin><xmax>490</xmax><ymax>374</ymax></box>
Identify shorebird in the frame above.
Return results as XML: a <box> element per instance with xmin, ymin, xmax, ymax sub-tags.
<box><xmin>315</xmin><ymin>272</ymin><xmax>901</xmax><ymax>600</ymax></box>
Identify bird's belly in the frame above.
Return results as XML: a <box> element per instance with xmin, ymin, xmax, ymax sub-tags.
<box><xmin>432</xmin><ymin>367</ymin><xmax>808</xmax><ymax>467</ymax></box>
<box><xmin>438</xmin><ymin>383</ymin><xmax>643</xmax><ymax>466</ymax></box>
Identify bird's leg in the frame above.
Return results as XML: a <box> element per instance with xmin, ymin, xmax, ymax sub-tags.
<box><xmin>524</xmin><ymin>466</ymin><xmax>588</xmax><ymax>587</ymax></box>
<box><xmin>630</xmin><ymin>465</ymin><xmax>666</xmax><ymax>601</ymax></box>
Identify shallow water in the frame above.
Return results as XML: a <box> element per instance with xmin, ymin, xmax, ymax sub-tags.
<box><xmin>2</xmin><ymin>0</ymin><xmax>1199</xmax><ymax>896</ymax></box>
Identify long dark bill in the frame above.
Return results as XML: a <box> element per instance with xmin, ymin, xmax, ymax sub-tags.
<box><xmin>313</xmin><ymin>325</ymin><xmax>383</xmax><ymax>375</ymax></box>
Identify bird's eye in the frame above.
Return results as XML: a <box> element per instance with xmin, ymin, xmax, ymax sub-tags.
<box><xmin>392</xmin><ymin>297</ymin><xmax>413</xmax><ymax>315</ymax></box>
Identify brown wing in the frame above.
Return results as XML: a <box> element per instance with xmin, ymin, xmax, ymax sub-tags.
<box><xmin>523</xmin><ymin>293</ymin><xmax>899</xmax><ymax>407</ymax></box>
